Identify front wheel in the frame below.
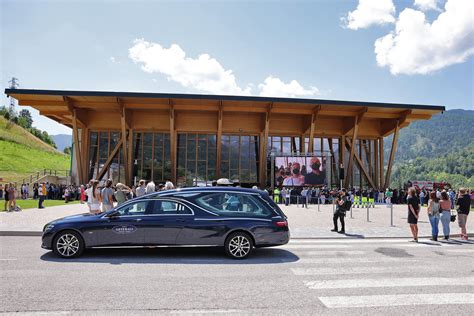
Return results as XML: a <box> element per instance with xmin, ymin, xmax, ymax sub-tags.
<box><xmin>225</xmin><ymin>232</ymin><xmax>253</xmax><ymax>259</ymax></box>
<box><xmin>53</xmin><ymin>231</ymin><xmax>84</xmax><ymax>258</ymax></box>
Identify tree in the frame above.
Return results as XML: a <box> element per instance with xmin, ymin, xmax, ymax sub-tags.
<box><xmin>63</xmin><ymin>146</ymin><xmax>72</xmax><ymax>155</ymax></box>
<box><xmin>19</xmin><ymin>109</ymin><xmax>33</xmax><ymax>128</ymax></box>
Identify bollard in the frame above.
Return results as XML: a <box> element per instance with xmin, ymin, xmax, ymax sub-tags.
<box><xmin>390</xmin><ymin>203</ymin><xmax>394</xmax><ymax>226</ymax></box>
<box><xmin>367</xmin><ymin>202</ymin><xmax>370</xmax><ymax>222</ymax></box>
<box><xmin>350</xmin><ymin>205</ymin><xmax>353</xmax><ymax>218</ymax></box>
<box><xmin>317</xmin><ymin>196</ymin><xmax>320</xmax><ymax>212</ymax></box>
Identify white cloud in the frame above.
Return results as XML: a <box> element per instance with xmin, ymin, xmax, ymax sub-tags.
<box><xmin>258</xmin><ymin>76</ymin><xmax>320</xmax><ymax>98</ymax></box>
<box><xmin>129</xmin><ymin>39</ymin><xmax>321</xmax><ymax>98</ymax></box>
<box><xmin>374</xmin><ymin>0</ymin><xmax>474</xmax><ymax>75</ymax></box>
<box><xmin>414</xmin><ymin>0</ymin><xmax>441</xmax><ymax>11</ymax></box>
<box><xmin>342</xmin><ymin>0</ymin><xmax>396</xmax><ymax>30</ymax></box>
<box><xmin>129</xmin><ymin>39</ymin><xmax>251</xmax><ymax>95</ymax></box>
<box><xmin>109</xmin><ymin>56</ymin><xmax>120</xmax><ymax>64</ymax></box>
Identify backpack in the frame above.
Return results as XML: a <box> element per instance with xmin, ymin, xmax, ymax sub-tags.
<box><xmin>344</xmin><ymin>200</ymin><xmax>352</xmax><ymax>211</ymax></box>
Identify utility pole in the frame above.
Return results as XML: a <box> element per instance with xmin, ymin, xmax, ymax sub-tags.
<box><xmin>8</xmin><ymin>77</ymin><xmax>19</xmax><ymax>120</ymax></box>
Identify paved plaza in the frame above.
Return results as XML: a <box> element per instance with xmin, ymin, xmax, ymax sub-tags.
<box><xmin>0</xmin><ymin>201</ymin><xmax>472</xmax><ymax>239</ymax></box>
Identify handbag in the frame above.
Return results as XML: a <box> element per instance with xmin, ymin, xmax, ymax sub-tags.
<box><xmin>450</xmin><ymin>210</ymin><xmax>456</xmax><ymax>222</ymax></box>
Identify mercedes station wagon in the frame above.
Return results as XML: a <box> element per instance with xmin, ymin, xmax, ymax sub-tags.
<box><xmin>42</xmin><ymin>187</ymin><xmax>289</xmax><ymax>259</ymax></box>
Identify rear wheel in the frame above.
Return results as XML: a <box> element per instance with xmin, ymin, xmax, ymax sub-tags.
<box><xmin>53</xmin><ymin>231</ymin><xmax>84</xmax><ymax>258</ymax></box>
<box><xmin>225</xmin><ymin>232</ymin><xmax>253</xmax><ymax>259</ymax></box>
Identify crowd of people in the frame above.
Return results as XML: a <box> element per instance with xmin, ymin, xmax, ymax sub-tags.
<box><xmin>82</xmin><ymin>179</ymin><xmax>175</xmax><ymax>215</ymax></box>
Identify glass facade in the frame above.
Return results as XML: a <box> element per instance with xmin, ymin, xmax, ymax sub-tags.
<box><xmin>177</xmin><ymin>134</ymin><xmax>217</xmax><ymax>186</ymax></box>
<box><xmin>221</xmin><ymin>135</ymin><xmax>259</xmax><ymax>183</ymax></box>
<box><xmin>132</xmin><ymin>132</ymin><xmax>171</xmax><ymax>183</ymax></box>
<box><xmin>88</xmin><ymin>131</ymin><xmax>125</xmax><ymax>184</ymax></box>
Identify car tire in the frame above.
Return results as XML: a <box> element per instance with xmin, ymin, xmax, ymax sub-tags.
<box><xmin>52</xmin><ymin>230</ymin><xmax>84</xmax><ymax>258</ymax></box>
<box><xmin>225</xmin><ymin>231</ymin><xmax>253</xmax><ymax>259</ymax></box>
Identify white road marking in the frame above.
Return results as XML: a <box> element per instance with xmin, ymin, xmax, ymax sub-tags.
<box><xmin>170</xmin><ymin>310</ymin><xmax>240</xmax><ymax>314</ymax></box>
<box><xmin>296</xmin><ymin>250</ymin><xmax>366</xmax><ymax>256</ymax></box>
<box><xmin>0</xmin><ymin>258</ymin><xmax>17</xmax><ymax>261</ymax></box>
<box><xmin>290</xmin><ymin>239</ymin><xmax>417</xmax><ymax>244</ymax></box>
<box><xmin>282</xmin><ymin>244</ymin><xmax>351</xmax><ymax>249</ymax></box>
<box><xmin>305</xmin><ymin>277</ymin><xmax>474</xmax><ymax>289</ymax></box>
<box><xmin>319</xmin><ymin>293</ymin><xmax>474</xmax><ymax>308</ymax></box>
<box><xmin>291</xmin><ymin>265</ymin><xmax>442</xmax><ymax>275</ymax></box>
<box><xmin>444</xmin><ymin>249</ymin><xmax>474</xmax><ymax>253</ymax></box>
<box><xmin>297</xmin><ymin>257</ymin><xmax>410</xmax><ymax>264</ymax></box>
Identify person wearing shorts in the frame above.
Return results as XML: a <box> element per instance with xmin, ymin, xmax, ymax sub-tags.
<box><xmin>456</xmin><ymin>188</ymin><xmax>470</xmax><ymax>240</ymax></box>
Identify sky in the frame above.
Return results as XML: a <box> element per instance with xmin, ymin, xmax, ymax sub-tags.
<box><xmin>1</xmin><ymin>0</ymin><xmax>473</xmax><ymax>135</ymax></box>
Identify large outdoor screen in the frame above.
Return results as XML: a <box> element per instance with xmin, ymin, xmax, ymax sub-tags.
<box><xmin>275</xmin><ymin>156</ymin><xmax>327</xmax><ymax>187</ymax></box>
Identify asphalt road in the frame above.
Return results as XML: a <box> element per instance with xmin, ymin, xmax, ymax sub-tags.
<box><xmin>1</xmin><ymin>236</ymin><xmax>474</xmax><ymax>315</ymax></box>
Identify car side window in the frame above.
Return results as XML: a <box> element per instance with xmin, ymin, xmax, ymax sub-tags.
<box><xmin>116</xmin><ymin>201</ymin><xmax>150</xmax><ymax>216</ymax></box>
<box><xmin>194</xmin><ymin>193</ymin><xmax>272</xmax><ymax>217</ymax></box>
<box><xmin>152</xmin><ymin>200</ymin><xmax>192</xmax><ymax>215</ymax></box>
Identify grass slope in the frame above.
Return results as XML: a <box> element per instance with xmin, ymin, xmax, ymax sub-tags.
<box><xmin>0</xmin><ymin>117</ymin><xmax>70</xmax><ymax>183</ymax></box>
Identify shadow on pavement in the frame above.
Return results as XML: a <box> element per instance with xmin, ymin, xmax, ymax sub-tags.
<box><xmin>40</xmin><ymin>246</ymin><xmax>300</xmax><ymax>265</ymax></box>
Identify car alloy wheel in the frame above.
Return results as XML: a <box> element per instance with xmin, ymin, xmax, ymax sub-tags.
<box><xmin>53</xmin><ymin>231</ymin><xmax>84</xmax><ymax>258</ymax></box>
<box><xmin>226</xmin><ymin>232</ymin><xmax>253</xmax><ymax>259</ymax></box>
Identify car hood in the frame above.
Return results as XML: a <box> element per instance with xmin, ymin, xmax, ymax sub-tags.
<box><xmin>51</xmin><ymin>213</ymin><xmax>100</xmax><ymax>224</ymax></box>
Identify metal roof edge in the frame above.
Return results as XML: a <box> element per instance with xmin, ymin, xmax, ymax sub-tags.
<box><xmin>4</xmin><ymin>88</ymin><xmax>446</xmax><ymax>111</ymax></box>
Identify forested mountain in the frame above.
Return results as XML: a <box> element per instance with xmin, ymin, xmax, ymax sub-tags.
<box><xmin>386</xmin><ymin>109</ymin><xmax>474</xmax><ymax>188</ymax></box>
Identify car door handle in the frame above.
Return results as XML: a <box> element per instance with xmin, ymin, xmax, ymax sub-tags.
<box><xmin>135</xmin><ymin>218</ymin><xmax>142</xmax><ymax>222</ymax></box>
<box><xmin>176</xmin><ymin>219</ymin><xmax>186</xmax><ymax>223</ymax></box>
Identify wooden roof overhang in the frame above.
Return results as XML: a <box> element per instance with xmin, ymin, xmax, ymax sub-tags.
<box><xmin>4</xmin><ymin>89</ymin><xmax>445</xmax><ymax>138</ymax></box>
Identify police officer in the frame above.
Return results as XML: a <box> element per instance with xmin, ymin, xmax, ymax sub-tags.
<box><xmin>331</xmin><ymin>190</ymin><xmax>348</xmax><ymax>234</ymax></box>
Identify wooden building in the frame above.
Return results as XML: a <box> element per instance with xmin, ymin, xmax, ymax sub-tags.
<box><xmin>5</xmin><ymin>89</ymin><xmax>445</xmax><ymax>189</ymax></box>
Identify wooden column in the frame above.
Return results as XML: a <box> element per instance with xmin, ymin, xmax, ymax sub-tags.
<box><xmin>216</xmin><ymin>102</ymin><xmax>223</xmax><ymax>178</ymax></box>
<box><xmin>81</xmin><ymin>128</ymin><xmax>89</xmax><ymax>183</ymax></box>
<box><xmin>345</xmin><ymin>138</ymin><xmax>376</xmax><ymax>189</ymax></box>
<box><xmin>169</xmin><ymin>100</ymin><xmax>177</xmax><ymax>184</ymax></box>
<box><xmin>307</xmin><ymin>106</ymin><xmax>320</xmax><ymax>153</ymax></box>
<box><xmin>340</xmin><ymin>135</ymin><xmax>345</xmax><ymax>182</ymax></box>
<box><xmin>328</xmin><ymin>138</ymin><xmax>337</xmax><ymax>186</ymax></box>
<box><xmin>384</xmin><ymin>121</ymin><xmax>400</xmax><ymax>189</ymax></box>
<box><xmin>344</xmin><ymin>116</ymin><xmax>359</xmax><ymax>188</ymax></box>
<box><xmin>300</xmin><ymin>134</ymin><xmax>304</xmax><ymax>153</ymax></box>
<box><xmin>96</xmin><ymin>139</ymin><xmax>123</xmax><ymax>181</ymax></box>
<box><xmin>119</xmin><ymin>103</ymin><xmax>129</xmax><ymax>185</ymax></box>
<box><xmin>374</xmin><ymin>139</ymin><xmax>379</xmax><ymax>189</ymax></box>
<box><xmin>259</xmin><ymin>104</ymin><xmax>271</xmax><ymax>188</ymax></box>
<box><xmin>72</xmin><ymin>109</ymin><xmax>83</xmax><ymax>185</ymax></box>
<box><xmin>379</xmin><ymin>137</ymin><xmax>384</xmax><ymax>190</ymax></box>
<box><xmin>127</xmin><ymin>129</ymin><xmax>134</xmax><ymax>185</ymax></box>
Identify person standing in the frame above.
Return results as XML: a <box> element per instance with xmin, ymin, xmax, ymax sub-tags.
<box><xmin>273</xmin><ymin>187</ymin><xmax>280</xmax><ymax>204</ymax></box>
<box><xmin>456</xmin><ymin>188</ymin><xmax>470</xmax><ymax>240</ymax></box>
<box><xmin>8</xmin><ymin>184</ymin><xmax>16</xmax><ymax>212</ymax></box>
<box><xmin>0</xmin><ymin>184</ymin><xmax>3</xmax><ymax>201</ymax></box>
<box><xmin>101</xmin><ymin>179</ymin><xmax>114</xmax><ymax>212</ymax></box>
<box><xmin>407</xmin><ymin>187</ymin><xmax>420</xmax><ymax>242</ymax></box>
<box><xmin>86</xmin><ymin>180</ymin><xmax>101</xmax><ymax>214</ymax></box>
<box><xmin>136</xmin><ymin>180</ymin><xmax>147</xmax><ymax>197</ymax></box>
<box><xmin>114</xmin><ymin>183</ymin><xmax>131</xmax><ymax>206</ymax></box>
<box><xmin>448</xmin><ymin>189</ymin><xmax>456</xmax><ymax>209</ymax></box>
<box><xmin>427</xmin><ymin>192</ymin><xmax>440</xmax><ymax>241</ymax></box>
<box><xmin>145</xmin><ymin>181</ymin><xmax>156</xmax><ymax>194</ymax></box>
<box><xmin>331</xmin><ymin>190</ymin><xmax>348</xmax><ymax>234</ymax></box>
<box><xmin>301</xmin><ymin>187</ymin><xmax>308</xmax><ymax>208</ymax></box>
<box><xmin>419</xmin><ymin>190</ymin><xmax>426</xmax><ymax>206</ymax></box>
<box><xmin>38</xmin><ymin>182</ymin><xmax>46</xmax><ymax>209</ymax></box>
<box><xmin>80</xmin><ymin>185</ymin><xmax>86</xmax><ymax>204</ymax></box>
<box><xmin>4</xmin><ymin>183</ymin><xmax>9</xmax><ymax>211</ymax></box>
<box><xmin>439</xmin><ymin>191</ymin><xmax>452</xmax><ymax>240</ymax></box>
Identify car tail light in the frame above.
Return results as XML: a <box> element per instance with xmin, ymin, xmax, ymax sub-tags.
<box><xmin>275</xmin><ymin>221</ymin><xmax>288</xmax><ymax>227</ymax></box>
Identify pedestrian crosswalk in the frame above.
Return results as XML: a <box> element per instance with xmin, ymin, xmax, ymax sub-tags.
<box><xmin>283</xmin><ymin>239</ymin><xmax>474</xmax><ymax>310</ymax></box>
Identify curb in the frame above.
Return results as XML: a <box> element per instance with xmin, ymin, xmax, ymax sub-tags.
<box><xmin>1</xmin><ymin>231</ymin><xmax>472</xmax><ymax>239</ymax></box>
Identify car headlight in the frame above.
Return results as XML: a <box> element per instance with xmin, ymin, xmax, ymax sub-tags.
<box><xmin>43</xmin><ymin>224</ymin><xmax>55</xmax><ymax>232</ymax></box>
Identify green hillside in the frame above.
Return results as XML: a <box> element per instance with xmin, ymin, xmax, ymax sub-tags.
<box><xmin>386</xmin><ymin>109</ymin><xmax>474</xmax><ymax>189</ymax></box>
<box><xmin>0</xmin><ymin>117</ymin><xmax>71</xmax><ymax>183</ymax></box>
